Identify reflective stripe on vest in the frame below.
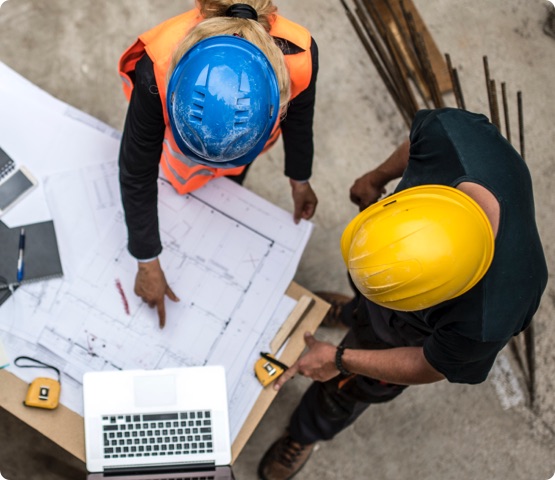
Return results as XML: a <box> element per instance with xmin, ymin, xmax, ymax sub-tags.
<box><xmin>119</xmin><ymin>9</ymin><xmax>312</xmax><ymax>194</ymax></box>
<box><xmin>160</xmin><ymin>134</ymin><xmax>245</xmax><ymax>194</ymax></box>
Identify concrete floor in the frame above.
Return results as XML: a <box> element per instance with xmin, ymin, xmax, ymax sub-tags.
<box><xmin>1</xmin><ymin>0</ymin><xmax>555</xmax><ymax>479</ymax></box>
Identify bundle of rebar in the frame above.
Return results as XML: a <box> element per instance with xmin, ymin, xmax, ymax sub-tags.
<box><xmin>339</xmin><ymin>0</ymin><xmax>448</xmax><ymax>127</ymax></box>
<box><xmin>340</xmin><ymin>0</ymin><xmax>535</xmax><ymax>407</ymax></box>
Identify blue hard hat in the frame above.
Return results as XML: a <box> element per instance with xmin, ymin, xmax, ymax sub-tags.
<box><xmin>166</xmin><ymin>35</ymin><xmax>281</xmax><ymax>168</ymax></box>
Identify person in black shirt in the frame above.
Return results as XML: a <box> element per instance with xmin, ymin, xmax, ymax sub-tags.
<box><xmin>258</xmin><ymin>109</ymin><xmax>548</xmax><ymax>480</ymax></box>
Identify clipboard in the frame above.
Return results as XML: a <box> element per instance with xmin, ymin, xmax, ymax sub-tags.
<box><xmin>0</xmin><ymin>220</ymin><xmax>64</xmax><ymax>306</ymax></box>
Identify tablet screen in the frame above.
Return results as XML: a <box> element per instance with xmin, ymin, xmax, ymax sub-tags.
<box><xmin>0</xmin><ymin>169</ymin><xmax>35</xmax><ymax>211</ymax></box>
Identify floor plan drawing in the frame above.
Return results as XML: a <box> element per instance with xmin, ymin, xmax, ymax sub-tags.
<box><xmin>0</xmin><ymin>61</ymin><xmax>313</xmax><ymax>441</ymax></box>
<box><xmin>2</xmin><ymin>162</ymin><xmax>311</xmax><ymax>440</ymax></box>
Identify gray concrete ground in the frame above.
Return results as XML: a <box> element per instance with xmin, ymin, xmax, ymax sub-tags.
<box><xmin>1</xmin><ymin>1</ymin><xmax>554</xmax><ymax>479</ymax></box>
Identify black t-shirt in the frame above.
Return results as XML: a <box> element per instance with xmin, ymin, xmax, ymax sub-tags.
<box><xmin>365</xmin><ymin>108</ymin><xmax>547</xmax><ymax>384</ymax></box>
<box><xmin>119</xmin><ymin>38</ymin><xmax>319</xmax><ymax>260</ymax></box>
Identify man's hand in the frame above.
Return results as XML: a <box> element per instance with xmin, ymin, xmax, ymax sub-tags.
<box><xmin>290</xmin><ymin>179</ymin><xmax>318</xmax><ymax>223</ymax></box>
<box><xmin>274</xmin><ymin>333</ymin><xmax>338</xmax><ymax>390</ymax></box>
<box><xmin>349</xmin><ymin>171</ymin><xmax>387</xmax><ymax>211</ymax></box>
<box><xmin>134</xmin><ymin>258</ymin><xmax>179</xmax><ymax>329</ymax></box>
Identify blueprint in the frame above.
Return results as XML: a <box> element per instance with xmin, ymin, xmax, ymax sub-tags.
<box><xmin>1</xmin><ymin>162</ymin><xmax>310</xmax><ymax>440</ymax></box>
<box><xmin>0</xmin><ymin>59</ymin><xmax>313</xmax><ymax>441</ymax></box>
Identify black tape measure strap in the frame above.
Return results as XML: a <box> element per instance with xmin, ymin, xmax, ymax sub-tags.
<box><xmin>14</xmin><ymin>356</ymin><xmax>61</xmax><ymax>382</ymax></box>
<box><xmin>260</xmin><ymin>352</ymin><xmax>289</xmax><ymax>371</ymax></box>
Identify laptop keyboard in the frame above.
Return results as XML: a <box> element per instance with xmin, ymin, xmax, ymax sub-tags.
<box><xmin>102</xmin><ymin>411</ymin><xmax>214</xmax><ymax>459</ymax></box>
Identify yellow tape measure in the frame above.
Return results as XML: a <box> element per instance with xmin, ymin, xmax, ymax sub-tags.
<box><xmin>254</xmin><ymin>352</ymin><xmax>289</xmax><ymax>387</ymax></box>
<box><xmin>14</xmin><ymin>356</ymin><xmax>61</xmax><ymax>410</ymax></box>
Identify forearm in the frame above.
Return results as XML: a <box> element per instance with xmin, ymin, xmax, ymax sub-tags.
<box><xmin>119</xmin><ymin>53</ymin><xmax>165</xmax><ymax>259</ymax></box>
<box><xmin>119</xmin><ymin>108</ymin><xmax>162</xmax><ymax>259</ymax></box>
<box><xmin>119</xmin><ymin>159</ymin><xmax>162</xmax><ymax>259</ymax></box>
<box><xmin>341</xmin><ymin>345</ymin><xmax>445</xmax><ymax>385</ymax></box>
<box><xmin>369</xmin><ymin>138</ymin><xmax>410</xmax><ymax>187</ymax></box>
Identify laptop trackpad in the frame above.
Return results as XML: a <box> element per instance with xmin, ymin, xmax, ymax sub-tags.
<box><xmin>134</xmin><ymin>374</ymin><xmax>177</xmax><ymax>408</ymax></box>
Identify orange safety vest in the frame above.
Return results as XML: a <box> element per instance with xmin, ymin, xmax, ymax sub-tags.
<box><xmin>119</xmin><ymin>8</ymin><xmax>313</xmax><ymax>195</ymax></box>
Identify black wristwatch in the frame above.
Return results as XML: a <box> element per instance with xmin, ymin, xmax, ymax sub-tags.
<box><xmin>335</xmin><ymin>345</ymin><xmax>351</xmax><ymax>376</ymax></box>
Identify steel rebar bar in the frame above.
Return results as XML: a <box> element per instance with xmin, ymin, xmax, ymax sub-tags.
<box><xmin>401</xmin><ymin>1</ymin><xmax>444</xmax><ymax>108</ymax></box>
<box><xmin>501</xmin><ymin>82</ymin><xmax>511</xmax><ymax>143</ymax></box>
<box><xmin>489</xmin><ymin>79</ymin><xmax>501</xmax><ymax>130</ymax></box>
<box><xmin>483</xmin><ymin>56</ymin><xmax>494</xmax><ymax>123</ymax></box>
<box><xmin>339</xmin><ymin>0</ymin><xmax>412</xmax><ymax>127</ymax></box>
<box><xmin>452</xmin><ymin>68</ymin><xmax>466</xmax><ymax>110</ymax></box>
<box><xmin>361</xmin><ymin>0</ymin><xmax>419</xmax><ymax>117</ymax></box>
<box><xmin>384</xmin><ymin>0</ymin><xmax>425</xmax><ymax>85</ymax></box>
<box><xmin>518</xmin><ymin>91</ymin><xmax>525</xmax><ymax>161</ymax></box>
<box><xmin>444</xmin><ymin>53</ymin><xmax>466</xmax><ymax>110</ymax></box>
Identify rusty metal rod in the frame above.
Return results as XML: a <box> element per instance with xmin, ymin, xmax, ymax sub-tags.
<box><xmin>444</xmin><ymin>53</ymin><xmax>462</xmax><ymax>109</ymax></box>
<box><xmin>398</xmin><ymin>1</ymin><xmax>426</xmax><ymax>82</ymax></box>
<box><xmin>483</xmin><ymin>56</ymin><xmax>494</xmax><ymax>122</ymax></box>
<box><xmin>525</xmin><ymin>324</ymin><xmax>536</xmax><ymax>408</ymax></box>
<box><xmin>414</xmin><ymin>30</ymin><xmax>443</xmax><ymax>108</ymax></box>
<box><xmin>452</xmin><ymin>68</ymin><xmax>466</xmax><ymax>110</ymax></box>
<box><xmin>352</xmin><ymin>2</ymin><xmax>413</xmax><ymax>122</ymax></box>
<box><xmin>382</xmin><ymin>3</ymin><xmax>430</xmax><ymax>109</ymax></box>
<box><xmin>518</xmin><ymin>90</ymin><xmax>525</xmax><ymax>161</ymax></box>
<box><xmin>362</xmin><ymin>0</ymin><xmax>387</xmax><ymax>37</ymax></box>
<box><xmin>401</xmin><ymin>1</ymin><xmax>444</xmax><ymax>108</ymax></box>
<box><xmin>509</xmin><ymin>337</ymin><xmax>527</xmax><ymax>388</ymax></box>
<box><xmin>339</xmin><ymin>0</ymin><xmax>412</xmax><ymax>127</ymax></box>
<box><xmin>361</xmin><ymin>0</ymin><xmax>414</xmax><ymax>113</ymax></box>
<box><xmin>360</xmin><ymin>0</ymin><xmax>419</xmax><ymax>117</ymax></box>
<box><xmin>355</xmin><ymin>1</ymin><xmax>410</xmax><ymax>112</ymax></box>
<box><xmin>501</xmin><ymin>82</ymin><xmax>511</xmax><ymax>143</ymax></box>
<box><xmin>384</xmin><ymin>0</ymin><xmax>428</xmax><ymax>99</ymax></box>
<box><xmin>489</xmin><ymin>79</ymin><xmax>501</xmax><ymax>130</ymax></box>
<box><xmin>383</xmin><ymin>28</ymin><xmax>420</xmax><ymax>116</ymax></box>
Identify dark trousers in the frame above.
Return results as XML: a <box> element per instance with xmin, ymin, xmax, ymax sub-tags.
<box><xmin>288</xmin><ymin>292</ymin><xmax>413</xmax><ymax>445</ymax></box>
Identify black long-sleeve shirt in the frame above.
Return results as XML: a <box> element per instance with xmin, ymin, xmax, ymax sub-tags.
<box><xmin>119</xmin><ymin>38</ymin><xmax>319</xmax><ymax>260</ymax></box>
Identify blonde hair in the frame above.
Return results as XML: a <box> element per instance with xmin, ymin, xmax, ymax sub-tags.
<box><xmin>168</xmin><ymin>1</ymin><xmax>290</xmax><ymax>111</ymax></box>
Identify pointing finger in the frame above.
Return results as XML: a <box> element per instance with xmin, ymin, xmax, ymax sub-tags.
<box><xmin>157</xmin><ymin>300</ymin><xmax>166</xmax><ymax>329</ymax></box>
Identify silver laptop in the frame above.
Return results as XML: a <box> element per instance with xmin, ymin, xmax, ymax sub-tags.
<box><xmin>83</xmin><ymin>366</ymin><xmax>233</xmax><ymax>479</ymax></box>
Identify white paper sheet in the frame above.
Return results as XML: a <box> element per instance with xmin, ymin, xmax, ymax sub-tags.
<box><xmin>0</xmin><ymin>61</ymin><xmax>121</xmax><ymax>227</ymax></box>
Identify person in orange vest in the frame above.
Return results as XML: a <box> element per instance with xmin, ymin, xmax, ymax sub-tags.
<box><xmin>118</xmin><ymin>1</ymin><xmax>319</xmax><ymax>327</ymax></box>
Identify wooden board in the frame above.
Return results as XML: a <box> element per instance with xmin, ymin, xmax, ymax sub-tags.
<box><xmin>374</xmin><ymin>0</ymin><xmax>451</xmax><ymax>95</ymax></box>
<box><xmin>231</xmin><ymin>284</ymin><xmax>328</xmax><ymax>462</ymax></box>
<box><xmin>0</xmin><ymin>369</ymin><xmax>86</xmax><ymax>461</ymax></box>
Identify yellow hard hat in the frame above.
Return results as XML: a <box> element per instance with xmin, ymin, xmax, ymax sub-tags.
<box><xmin>340</xmin><ymin>185</ymin><xmax>495</xmax><ymax>311</ymax></box>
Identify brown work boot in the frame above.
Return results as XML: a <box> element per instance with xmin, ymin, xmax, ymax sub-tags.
<box><xmin>258</xmin><ymin>434</ymin><xmax>315</xmax><ymax>480</ymax></box>
<box><xmin>315</xmin><ymin>291</ymin><xmax>353</xmax><ymax>329</ymax></box>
